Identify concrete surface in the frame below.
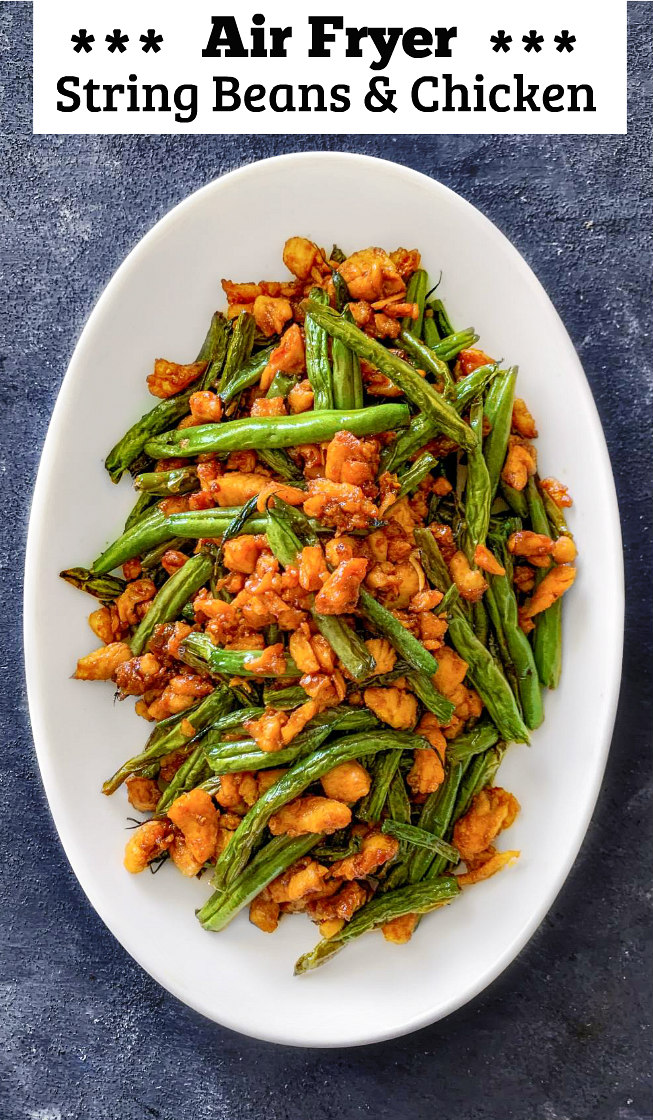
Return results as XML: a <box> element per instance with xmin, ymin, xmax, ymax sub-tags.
<box><xmin>0</xmin><ymin>4</ymin><xmax>651</xmax><ymax>1118</ymax></box>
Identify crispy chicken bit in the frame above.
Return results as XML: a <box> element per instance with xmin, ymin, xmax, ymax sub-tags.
<box><xmin>115</xmin><ymin>579</ymin><xmax>157</xmax><ymax>627</ymax></box>
<box><xmin>417</xmin><ymin>713</ymin><xmax>447</xmax><ymax>755</ymax></box>
<box><xmin>329</xmin><ymin>831</ymin><xmax>398</xmax><ymax>879</ymax></box>
<box><xmin>249</xmin><ymin>896</ymin><xmax>281</xmax><ymax>933</ymax></box>
<box><xmin>407</xmin><ymin>747</ymin><xmax>445</xmax><ymax>795</ymax></box>
<box><xmin>513</xmin><ymin>564</ymin><xmax>536</xmax><ymax>594</ymax></box>
<box><xmin>409</xmin><ymin>588</ymin><xmax>444</xmax><ymax>612</ymax></box>
<box><xmin>260</xmin><ymin>323</ymin><xmax>305</xmax><ymax>392</ymax></box>
<box><xmin>268</xmin><ymin>796</ymin><xmax>352</xmax><ymax>837</ymax></box>
<box><xmin>114</xmin><ymin>653</ymin><xmax>168</xmax><ymax>697</ymax></box>
<box><xmin>366</xmin><ymin>559</ymin><xmax>421</xmax><ymax>610</ymax></box>
<box><xmin>455</xmin><ymin>348</ymin><xmax>494</xmax><ymax>378</ymax></box>
<box><xmin>189</xmin><ymin>391</ymin><xmax>223</xmax><ymax>424</ymax></box>
<box><xmin>321</xmin><ymin>761</ymin><xmax>371</xmax><ymax>803</ymax></box>
<box><xmin>303</xmin><ymin>478</ymin><xmax>380</xmax><ymax>531</ymax></box>
<box><xmin>283</xmin><ymin>237</ymin><xmax>328</xmax><ymax>281</ymax></box>
<box><xmin>501</xmin><ymin>436</ymin><xmax>537</xmax><ymax>491</ymax></box>
<box><xmin>325</xmin><ymin>536</ymin><xmax>357</xmax><ymax>567</ymax></box>
<box><xmin>244</xmin><ymin>643</ymin><xmax>289</xmax><ymax>676</ymax></box>
<box><xmin>453</xmin><ymin>787</ymin><xmax>520</xmax><ymax>862</ymax></box>
<box><xmin>522</xmin><ymin>565</ymin><xmax>577</xmax><ymax>618</ymax></box>
<box><xmin>161</xmin><ymin>549</ymin><xmax>188</xmax><ymax>575</ymax></box>
<box><xmin>168</xmin><ymin>830</ymin><xmax>204</xmax><ymax>877</ymax></box>
<box><xmin>74</xmin><ymin>641</ymin><xmax>132</xmax><ymax>681</ymax></box>
<box><xmin>389</xmin><ymin>248</ymin><xmax>421</xmax><ymax>278</ymax></box>
<box><xmin>338</xmin><ymin>248</ymin><xmax>406</xmax><ymax>302</ymax></box>
<box><xmin>126</xmin><ymin>776</ymin><xmax>160</xmax><ymax>813</ymax></box>
<box><xmin>313</xmin><ymin>558</ymin><xmax>368</xmax><ymax>615</ymax></box>
<box><xmin>168</xmin><ymin>788</ymin><xmax>219</xmax><ymax>865</ymax></box>
<box><xmin>512</xmin><ymin>398</ymin><xmax>538</xmax><ymax>438</ymax></box>
<box><xmin>457</xmin><ymin>847</ymin><xmax>520</xmax><ymax>886</ymax></box>
<box><xmin>244</xmin><ymin>709</ymin><xmax>289</xmax><ymax>753</ymax></box>
<box><xmin>88</xmin><ymin>604</ymin><xmax>122</xmax><ymax>645</ymax></box>
<box><xmin>124</xmin><ymin>819</ymin><xmax>173</xmax><ymax>873</ymax></box>
<box><xmin>552</xmin><ymin>536</ymin><xmax>577</xmax><ymax>564</ymax></box>
<box><xmin>147</xmin><ymin>358</ymin><xmax>206</xmax><ymax>399</ymax></box>
<box><xmin>449</xmin><ymin>551</ymin><xmax>488</xmax><ymax>602</ymax></box>
<box><xmin>222</xmin><ymin>534</ymin><xmax>267</xmax><ymax>575</ymax></box>
<box><xmin>474</xmin><ymin>544</ymin><xmax>506</xmax><ymax>576</ymax></box>
<box><xmin>210</xmin><ymin>471</ymin><xmax>272</xmax><ymax>507</ymax></box>
<box><xmin>365</xmin><ymin>637</ymin><xmax>397</xmax><ymax>676</ymax></box>
<box><xmin>540</xmin><ymin>477</ymin><xmax>573</xmax><ymax>508</ymax></box>
<box><xmin>306</xmin><ymin>881</ymin><xmax>368</xmax><ymax>923</ymax></box>
<box><xmin>325</xmin><ymin>431</ymin><xmax>379</xmax><ymax>489</ymax></box>
<box><xmin>287</xmin><ymin>379</ymin><xmax>314</xmax><ymax>413</ymax></box>
<box><xmin>508</xmin><ymin>530</ymin><xmax>553</xmax><ymax>561</ymax></box>
<box><xmin>251</xmin><ymin>396</ymin><xmax>287</xmax><ymax>418</ymax></box>
<box><xmin>297</xmin><ymin>544</ymin><xmax>329</xmax><ymax>592</ymax></box>
<box><xmin>382</xmin><ymin>913</ymin><xmax>419</xmax><ymax>944</ymax></box>
<box><xmin>363</xmin><ymin>686</ymin><xmax>418</xmax><ymax>730</ymax></box>
<box><xmin>361</xmin><ymin>356</ymin><xmax>403</xmax><ymax>397</ymax></box>
<box><xmin>253</xmin><ymin>295</ymin><xmax>293</xmax><ymax>336</ymax></box>
<box><xmin>433</xmin><ymin>646</ymin><xmax>469</xmax><ymax>697</ymax></box>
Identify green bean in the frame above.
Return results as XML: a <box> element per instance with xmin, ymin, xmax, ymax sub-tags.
<box><xmin>332</xmin><ymin>307</ymin><xmax>363</xmax><ymax>410</ymax></box>
<box><xmin>313</xmin><ymin>834</ymin><xmax>362</xmax><ymax>862</ymax></box>
<box><xmin>431</xmin><ymin>328</ymin><xmax>478</xmax><ymax>363</ymax></box>
<box><xmin>215</xmin><ymin>497</ymin><xmax>260</xmax><ymax>563</ymax></box>
<box><xmin>483</xmin><ymin>368</ymin><xmax>517</xmax><ymax>501</ymax></box>
<box><xmin>407</xmin><ymin>761</ymin><xmax>464</xmax><ymax>883</ymax></box>
<box><xmin>124</xmin><ymin>491</ymin><xmax>157</xmax><ymax>532</ymax></box>
<box><xmin>451</xmin><ymin>746</ymin><xmax>504</xmax><ymax>826</ymax></box>
<box><xmin>219</xmin><ymin>344</ymin><xmax>276</xmax><ymax>404</ymax></box>
<box><xmin>401</xmin><ymin>269</ymin><xmax>428</xmax><ymax>337</ymax></box>
<box><xmin>435</xmin><ymin>583</ymin><xmax>460</xmax><ymax>616</ymax></box>
<box><xmin>198</xmin><ymin>835</ymin><xmax>320</xmax><ymax>932</ymax></box>
<box><xmin>399</xmin><ymin>330</ymin><xmax>453</xmax><ymax>392</ymax></box>
<box><xmin>256</xmin><ymin>448</ymin><xmax>305</xmax><ymax>484</ymax></box>
<box><xmin>204</xmin><ymin>707</ymin><xmax>265</xmax><ymax>737</ymax></box>
<box><xmin>358</xmin><ymin>588</ymin><xmax>440</xmax><ymax>682</ymax></box>
<box><xmin>140</xmin><ymin>537</ymin><xmax>186</xmax><ymax>572</ymax></box>
<box><xmin>178</xmin><ymin>631</ymin><xmax>301</xmax><ymax>680</ymax></box>
<box><xmin>464</xmin><ymin>398</ymin><xmax>492</xmax><ymax>554</ymax></box>
<box><xmin>527</xmin><ymin>477</ymin><xmax>563</xmax><ymax>689</ymax></box>
<box><xmin>294</xmin><ymin>877</ymin><xmax>460</xmax><ymax>974</ymax></box>
<box><xmin>144</xmin><ymin>403</ymin><xmax>410</xmax><ymax>460</ymax></box>
<box><xmin>130</xmin><ymin>552</ymin><xmax>213</xmax><ymax>656</ymax></box>
<box><xmin>501</xmin><ymin>479</ymin><xmax>529</xmax><ymax>519</ymax></box>
<box><xmin>332</xmin><ymin>269</ymin><xmax>350</xmax><ymax>310</ymax></box>
<box><xmin>540</xmin><ymin>487</ymin><xmax>573</xmax><ymax>539</ymax></box>
<box><xmin>395</xmin><ymin>453</ymin><xmax>439</xmax><ymax>500</ymax></box>
<box><xmin>428</xmin><ymin>298</ymin><xmax>455</xmax><ymax>339</ymax></box>
<box><xmin>265</xmin><ymin>371</ymin><xmax>296</xmax><ymax>399</ymax></box>
<box><xmin>155</xmin><ymin>743</ymin><xmax>211</xmax><ymax>814</ymax></box>
<box><xmin>216</xmin><ymin>311</ymin><xmax>256</xmax><ymax>396</ymax></box>
<box><xmin>302</xmin><ymin>300</ymin><xmax>476</xmax><ymax>452</ymax></box>
<box><xmin>305</xmin><ymin>287</ymin><xmax>334</xmax><ymax>409</ymax></box>
<box><xmin>358</xmin><ymin>751</ymin><xmax>403</xmax><ymax>823</ymax></box>
<box><xmin>422</xmin><ymin>308</ymin><xmax>441</xmax><ymax>348</ymax></box>
<box><xmin>59</xmin><ymin>567</ymin><xmax>126</xmax><ymax>602</ymax></box>
<box><xmin>134</xmin><ymin>467</ymin><xmax>199</xmax><ymax>496</ymax></box>
<box><xmin>407</xmin><ymin>671</ymin><xmax>456</xmax><ymax>724</ymax></box>
<box><xmin>387</xmin><ymin>769</ymin><xmax>412</xmax><ymax>824</ymax></box>
<box><xmin>486</xmin><ymin>539</ymin><xmax>544</xmax><ymax>729</ymax></box>
<box><xmin>262</xmin><ymin>684</ymin><xmax>308</xmax><ymax>710</ymax></box>
<box><xmin>453</xmin><ymin>363</ymin><xmax>500</xmax><ymax>415</ymax></box>
<box><xmin>105</xmin><ymin>313</ymin><xmax>228</xmax><ymax>481</ymax></box>
<box><xmin>102</xmin><ymin>685</ymin><xmax>233</xmax><ymax>795</ymax></box>
<box><xmin>447</xmin><ymin>719</ymin><xmax>500</xmax><ymax>761</ymax></box>
<box><xmin>382</xmin><ymin>819</ymin><xmax>459</xmax><ymax>863</ymax></box>
<box><xmin>213</xmin><ymin>729</ymin><xmax>430</xmax><ymax>889</ymax></box>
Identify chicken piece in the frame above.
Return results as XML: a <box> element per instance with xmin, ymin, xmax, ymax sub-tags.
<box><xmin>147</xmin><ymin>358</ymin><xmax>206</xmax><ymax>399</ymax></box>
<box><xmin>303</xmin><ymin>478</ymin><xmax>380</xmax><ymax>531</ymax></box>
<box><xmin>159</xmin><ymin>495</ymin><xmax>190</xmax><ymax>515</ymax></box>
<box><xmin>522</xmin><ymin>565</ymin><xmax>577</xmax><ymax>618</ymax></box>
<box><xmin>453</xmin><ymin>787</ymin><xmax>520</xmax><ymax>862</ymax></box>
<box><xmin>361</xmin><ymin>355</ymin><xmax>404</xmax><ymax>397</ymax></box>
<box><xmin>539</xmin><ymin>477</ymin><xmax>573</xmax><ymax>508</ymax></box>
<box><xmin>429</xmin><ymin>523</ymin><xmax>457</xmax><ymax>563</ymax></box>
<box><xmin>433</xmin><ymin>646</ymin><xmax>468</xmax><ymax>698</ymax></box>
<box><xmin>214</xmin><ymin>773</ymin><xmax>250</xmax><ymax>813</ymax></box>
<box><xmin>288</xmin><ymin>379</ymin><xmax>314</xmax><ymax>414</ymax></box>
<box><xmin>74</xmin><ymin>641</ymin><xmax>132</xmax><ymax>681</ymax></box>
<box><xmin>88</xmin><ymin>604</ymin><xmax>123</xmax><ymax>645</ymax></box>
<box><xmin>449</xmin><ymin>551</ymin><xmax>488</xmax><ymax>603</ymax></box>
<box><xmin>365</xmin><ymin>638</ymin><xmax>397</xmax><ymax>676</ymax></box>
<box><xmin>244</xmin><ymin>709</ymin><xmax>288</xmax><ymax>752</ymax></box>
<box><xmin>260</xmin><ymin>323</ymin><xmax>306</xmax><ymax>392</ymax></box>
<box><xmin>210</xmin><ymin>472</ymin><xmax>271</xmax><ymax>507</ymax></box>
<box><xmin>255</xmin><ymin>481</ymin><xmax>306</xmax><ymax>512</ymax></box>
<box><xmin>456</xmin><ymin>847</ymin><xmax>520</xmax><ymax>886</ymax></box>
<box><xmin>365</xmin><ymin>559</ymin><xmax>421</xmax><ymax>610</ymax></box>
<box><xmin>381</xmin><ymin>913</ymin><xmax>419</xmax><ymax>944</ymax></box>
<box><xmin>512</xmin><ymin>398</ymin><xmax>538</xmax><ymax>438</ymax></box>
<box><xmin>363</xmin><ymin>686</ymin><xmax>418</xmax><ymax>730</ymax></box>
<box><xmin>168</xmin><ymin>830</ymin><xmax>204</xmax><ymax>878</ymax></box>
<box><xmin>256</xmin><ymin>769</ymin><xmax>288</xmax><ymax>796</ymax></box>
<box><xmin>501</xmin><ymin>436</ymin><xmax>537</xmax><ymax>491</ymax></box>
<box><xmin>168</xmin><ymin>788</ymin><xmax>219</xmax><ymax>865</ymax></box>
<box><xmin>507</xmin><ymin>530</ymin><xmax>554</xmax><ymax>561</ymax></box>
<box><xmin>249</xmin><ymin>896</ymin><xmax>281</xmax><ymax>933</ymax></box>
<box><xmin>319</xmin><ymin>918</ymin><xmax>345</xmax><ymax>938</ymax></box>
<box><xmin>283</xmin><ymin>237</ymin><xmax>328</xmax><ymax>280</ymax></box>
<box><xmin>328</xmin><ymin>830</ymin><xmax>398</xmax><ymax>879</ymax></box>
<box><xmin>251</xmin><ymin>396</ymin><xmax>287</xmax><ymax>418</ymax></box>
<box><xmin>324</xmin><ymin>536</ymin><xmax>357</xmax><ymax>567</ymax></box>
<box><xmin>313</xmin><ymin>558</ymin><xmax>368</xmax><ymax>615</ymax></box>
<box><xmin>221</xmin><ymin>280</ymin><xmax>261</xmax><ymax>304</ymax></box>
<box><xmin>188</xmin><ymin>391</ymin><xmax>223</xmax><ymax>424</ymax></box>
<box><xmin>407</xmin><ymin>747</ymin><xmax>445</xmax><ymax>795</ymax></box>
<box><xmin>306</xmin><ymin>881</ymin><xmax>368</xmax><ymax>924</ymax></box>
<box><xmin>123</xmin><ymin>819</ymin><xmax>173</xmax><ymax>873</ymax></box>
<box><xmin>222</xmin><ymin>534</ymin><xmax>267</xmax><ymax>575</ymax></box>
<box><xmin>126</xmin><ymin>776</ymin><xmax>160</xmax><ymax>813</ymax></box>
<box><xmin>321</xmin><ymin>761</ymin><xmax>371</xmax><ymax>803</ymax></box>
<box><xmin>474</xmin><ymin>544</ymin><xmax>506</xmax><ymax>576</ymax></box>
<box><xmin>455</xmin><ymin>348</ymin><xmax>494</xmax><ymax>378</ymax></box>
<box><xmin>253</xmin><ymin>295</ymin><xmax>293</xmax><ymax>336</ymax></box>
<box><xmin>297</xmin><ymin>544</ymin><xmax>329</xmax><ymax>592</ymax></box>
<box><xmin>324</xmin><ymin>431</ymin><xmax>379</xmax><ymax>489</ymax></box>
<box><xmin>122</xmin><ymin>558</ymin><xmax>143</xmax><ymax>581</ymax></box>
<box><xmin>338</xmin><ymin>248</ymin><xmax>405</xmax><ymax>302</ymax></box>
<box><xmin>389</xmin><ymin>248</ymin><xmax>421</xmax><ymax>278</ymax></box>
<box><xmin>551</xmin><ymin>536</ymin><xmax>577</xmax><ymax>564</ymax></box>
<box><xmin>280</xmin><ymin>699</ymin><xmax>322</xmax><ymax>744</ymax></box>
<box><xmin>115</xmin><ymin>579</ymin><xmax>157</xmax><ymax>628</ymax></box>
<box><xmin>160</xmin><ymin>549</ymin><xmax>188</xmax><ymax>576</ymax></box>
<box><xmin>268</xmin><ymin>796</ymin><xmax>352</xmax><ymax>837</ymax></box>
<box><xmin>409</xmin><ymin>588</ymin><xmax>444</xmax><ymax>612</ymax></box>
<box><xmin>416</xmin><ymin>713</ymin><xmax>447</xmax><ymax>755</ymax></box>
<box><xmin>300</xmin><ymin>672</ymin><xmax>345</xmax><ymax>710</ymax></box>
<box><xmin>513</xmin><ymin>564</ymin><xmax>536</xmax><ymax>594</ymax></box>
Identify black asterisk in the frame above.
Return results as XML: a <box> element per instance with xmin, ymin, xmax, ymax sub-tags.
<box><xmin>140</xmin><ymin>28</ymin><xmax>164</xmax><ymax>53</ymax></box>
<box><xmin>522</xmin><ymin>30</ymin><xmax>544</xmax><ymax>53</ymax></box>
<box><xmin>71</xmin><ymin>28</ymin><xmax>94</xmax><ymax>53</ymax></box>
<box><xmin>106</xmin><ymin>29</ymin><xmax>129</xmax><ymax>53</ymax></box>
<box><xmin>554</xmin><ymin>29</ymin><xmax>576</xmax><ymax>52</ymax></box>
<box><xmin>490</xmin><ymin>30</ymin><xmax>512</xmax><ymax>53</ymax></box>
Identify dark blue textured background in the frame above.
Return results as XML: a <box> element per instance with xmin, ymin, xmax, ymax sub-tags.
<box><xmin>1</xmin><ymin>5</ymin><xmax>651</xmax><ymax>1118</ymax></box>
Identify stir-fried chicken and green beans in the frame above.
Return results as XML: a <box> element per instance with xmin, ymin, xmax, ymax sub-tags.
<box><xmin>63</xmin><ymin>238</ymin><xmax>577</xmax><ymax>972</ymax></box>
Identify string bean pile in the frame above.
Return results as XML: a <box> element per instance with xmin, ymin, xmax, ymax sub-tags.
<box><xmin>63</xmin><ymin>236</ymin><xmax>577</xmax><ymax>974</ymax></box>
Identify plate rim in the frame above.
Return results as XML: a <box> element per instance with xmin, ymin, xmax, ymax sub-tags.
<box><xmin>23</xmin><ymin>150</ymin><xmax>625</xmax><ymax>1047</ymax></box>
